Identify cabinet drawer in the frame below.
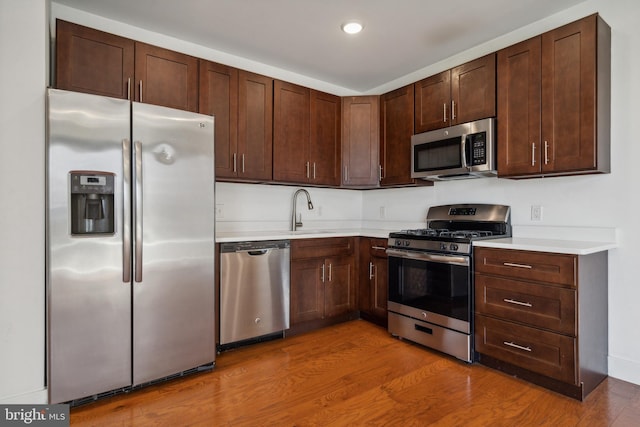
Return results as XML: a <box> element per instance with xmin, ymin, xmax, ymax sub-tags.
<box><xmin>475</xmin><ymin>274</ymin><xmax>576</xmax><ymax>335</ymax></box>
<box><xmin>368</xmin><ymin>238</ymin><xmax>388</xmax><ymax>257</ymax></box>
<box><xmin>291</xmin><ymin>237</ymin><xmax>354</xmax><ymax>259</ymax></box>
<box><xmin>474</xmin><ymin>247</ymin><xmax>576</xmax><ymax>287</ymax></box>
<box><xmin>475</xmin><ymin>314</ymin><xmax>576</xmax><ymax>384</ymax></box>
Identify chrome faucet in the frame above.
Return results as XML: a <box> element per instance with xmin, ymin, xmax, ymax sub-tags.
<box><xmin>291</xmin><ymin>189</ymin><xmax>314</xmax><ymax>231</ymax></box>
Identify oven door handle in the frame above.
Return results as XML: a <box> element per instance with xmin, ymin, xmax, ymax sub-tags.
<box><xmin>386</xmin><ymin>249</ymin><xmax>469</xmax><ymax>266</ymax></box>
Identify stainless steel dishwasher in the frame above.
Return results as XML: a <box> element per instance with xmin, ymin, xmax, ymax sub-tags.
<box><xmin>219</xmin><ymin>240</ymin><xmax>290</xmax><ymax>348</ymax></box>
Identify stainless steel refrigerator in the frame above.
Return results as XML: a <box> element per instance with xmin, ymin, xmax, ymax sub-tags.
<box><xmin>46</xmin><ymin>88</ymin><xmax>216</xmax><ymax>404</ymax></box>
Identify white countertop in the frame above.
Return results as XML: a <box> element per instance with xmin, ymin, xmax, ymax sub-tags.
<box><xmin>474</xmin><ymin>237</ymin><xmax>617</xmax><ymax>255</ymax></box>
<box><xmin>216</xmin><ymin>228</ymin><xmax>391</xmax><ymax>243</ymax></box>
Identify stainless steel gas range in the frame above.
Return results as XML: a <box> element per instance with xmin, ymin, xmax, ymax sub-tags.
<box><xmin>386</xmin><ymin>203</ymin><xmax>511</xmax><ymax>362</ymax></box>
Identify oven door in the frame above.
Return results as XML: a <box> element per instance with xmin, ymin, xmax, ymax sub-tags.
<box><xmin>386</xmin><ymin>248</ymin><xmax>471</xmax><ymax>334</ymax></box>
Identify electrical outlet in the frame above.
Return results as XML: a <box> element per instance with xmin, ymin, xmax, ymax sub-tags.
<box><xmin>317</xmin><ymin>206</ymin><xmax>323</xmax><ymax>216</ymax></box>
<box><xmin>215</xmin><ymin>204</ymin><xmax>224</xmax><ymax>219</ymax></box>
<box><xmin>379</xmin><ymin>206</ymin><xmax>386</xmax><ymax>219</ymax></box>
<box><xmin>531</xmin><ymin>205</ymin><xmax>543</xmax><ymax>221</ymax></box>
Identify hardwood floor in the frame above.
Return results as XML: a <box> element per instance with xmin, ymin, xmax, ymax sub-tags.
<box><xmin>71</xmin><ymin>320</ymin><xmax>640</xmax><ymax>426</ymax></box>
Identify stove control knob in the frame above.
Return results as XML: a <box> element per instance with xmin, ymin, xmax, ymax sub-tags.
<box><xmin>421</xmin><ymin>312</ymin><xmax>428</xmax><ymax>319</ymax></box>
<box><xmin>450</xmin><ymin>243</ymin><xmax>459</xmax><ymax>251</ymax></box>
<box><xmin>440</xmin><ymin>243</ymin><xmax>447</xmax><ymax>250</ymax></box>
<box><xmin>404</xmin><ymin>240</ymin><xmax>410</xmax><ymax>247</ymax></box>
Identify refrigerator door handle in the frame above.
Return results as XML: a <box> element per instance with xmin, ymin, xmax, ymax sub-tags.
<box><xmin>122</xmin><ymin>138</ymin><xmax>132</xmax><ymax>283</ymax></box>
<box><xmin>133</xmin><ymin>140</ymin><xmax>143</xmax><ymax>283</ymax></box>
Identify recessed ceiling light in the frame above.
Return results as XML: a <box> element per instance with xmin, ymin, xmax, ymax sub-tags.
<box><xmin>341</xmin><ymin>21</ymin><xmax>363</xmax><ymax>35</ymax></box>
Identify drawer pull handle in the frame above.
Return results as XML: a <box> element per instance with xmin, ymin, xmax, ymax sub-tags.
<box><xmin>503</xmin><ymin>262</ymin><xmax>533</xmax><ymax>269</ymax></box>
<box><xmin>503</xmin><ymin>341</ymin><xmax>532</xmax><ymax>352</ymax></box>
<box><xmin>503</xmin><ymin>298</ymin><xmax>533</xmax><ymax>307</ymax></box>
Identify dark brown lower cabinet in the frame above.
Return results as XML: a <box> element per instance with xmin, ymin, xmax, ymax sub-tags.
<box><xmin>474</xmin><ymin>247</ymin><xmax>608</xmax><ymax>400</ymax></box>
<box><xmin>358</xmin><ymin>238</ymin><xmax>388</xmax><ymax>327</ymax></box>
<box><xmin>290</xmin><ymin>238</ymin><xmax>357</xmax><ymax>334</ymax></box>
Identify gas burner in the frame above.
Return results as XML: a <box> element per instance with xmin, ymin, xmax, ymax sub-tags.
<box><xmin>400</xmin><ymin>228</ymin><xmax>446</xmax><ymax>236</ymax></box>
<box><xmin>440</xmin><ymin>230</ymin><xmax>494</xmax><ymax>239</ymax></box>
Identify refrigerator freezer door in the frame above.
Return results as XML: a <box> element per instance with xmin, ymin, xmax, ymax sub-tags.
<box><xmin>47</xmin><ymin>89</ymin><xmax>132</xmax><ymax>403</ymax></box>
<box><xmin>131</xmin><ymin>102</ymin><xmax>215</xmax><ymax>385</ymax></box>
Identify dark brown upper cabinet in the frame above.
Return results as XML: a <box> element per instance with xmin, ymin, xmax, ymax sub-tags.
<box><xmin>341</xmin><ymin>96</ymin><xmax>380</xmax><ymax>188</ymax></box>
<box><xmin>56</xmin><ymin>20</ymin><xmax>199</xmax><ymax>112</ymax></box>
<box><xmin>56</xmin><ymin>20</ymin><xmax>134</xmax><ymax>100</ymax></box>
<box><xmin>237</xmin><ymin>70</ymin><xmax>273</xmax><ymax>181</ymax></box>
<box><xmin>199</xmin><ymin>60</ymin><xmax>239</xmax><ymax>179</ymax></box>
<box><xmin>273</xmin><ymin>81</ymin><xmax>341</xmax><ymax>186</ymax></box>
<box><xmin>134</xmin><ymin>42</ymin><xmax>198</xmax><ymax>112</ymax></box>
<box><xmin>415</xmin><ymin>54</ymin><xmax>496</xmax><ymax>133</ymax></box>
<box><xmin>497</xmin><ymin>14</ymin><xmax>611</xmax><ymax>178</ymax></box>
<box><xmin>380</xmin><ymin>84</ymin><xmax>432</xmax><ymax>187</ymax></box>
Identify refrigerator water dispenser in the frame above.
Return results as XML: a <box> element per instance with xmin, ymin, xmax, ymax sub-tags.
<box><xmin>70</xmin><ymin>171</ymin><xmax>115</xmax><ymax>235</ymax></box>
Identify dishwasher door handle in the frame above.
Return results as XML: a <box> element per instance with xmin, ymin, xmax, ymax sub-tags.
<box><xmin>246</xmin><ymin>249</ymin><xmax>269</xmax><ymax>256</ymax></box>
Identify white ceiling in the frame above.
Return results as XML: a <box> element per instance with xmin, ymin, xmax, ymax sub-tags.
<box><xmin>53</xmin><ymin>0</ymin><xmax>586</xmax><ymax>93</ymax></box>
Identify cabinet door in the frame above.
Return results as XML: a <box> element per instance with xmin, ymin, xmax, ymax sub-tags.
<box><xmin>199</xmin><ymin>60</ymin><xmax>238</xmax><ymax>179</ymax></box>
<box><xmin>273</xmin><ymin>81</ymin><xmax>310</xmax><ymax>183</ymax></box>
<box><xmin>380</xmin><ymin>85</ymin><xmax>415</xmax><ymax>186</ymax></box>
<box><xmin>290</xmin><ymin>258</ymin><xmax>324</xmax><ymax>324</ymax></box>
<box><xmin>541</xmin><ymin>15</ymin><xmax>598</xmax><ymax>174</ymax></box>
<box><xmin>414</xmin><ymin>70</ymin><xmax>451</xmax><ymax>132</ymax></box>
<box><xmin>134</xmin><ymin>42</ymin><xmax>198</xmax><ymax>112</ymax></box>
<box><xmin>238</xmin><ymin>71</ymin><xmax>273</xmax><ymax>181</ymax></box>
<box><xmin>310</xmin><ymin>90</ymin><xmax>341</xmax><ymax>186</ymax></box>
<box><xmin>497</xmin><ymin>37</ymin><xmax>542</xmax><ymax>177</ymax></box>
<box><xmin>369</xmin><ymin>246</ymin><xmax>388</xmax><ymax>320</ymax></box>
<box><xmin>451</xmin><ymin>53</ymin><xmax>496</xmax><ymax>125</ymax></box>
<box><xmin>55</xmin><ymin>20</ymin><xmax>134</xmax><ymax>99</ymax></box>
<box><xmin>341</xmin><ymin>96</ymin><xmax>380</xmax><ymax>187</ymax></box>
<box><xmin>324</xmin><ymin>257</ymin><xmax>356</xmax><ymax>318</ymax></box>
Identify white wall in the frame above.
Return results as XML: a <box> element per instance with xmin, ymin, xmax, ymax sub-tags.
<box><xmin>0</xmin><ymin>0</ymin><xmax>48</xmax><ymax>403</ymax></box>
<box><xmin>215</xmin><ymin>183</ymin><xmax>362</xmax><ymax>232</ymax></box>
<box><xmin>1</xmin><ymin>0</ymin><xmax>636</xmax><ymax>404</ymax></box>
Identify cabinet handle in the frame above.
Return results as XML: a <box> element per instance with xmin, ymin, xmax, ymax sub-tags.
<box><xmin>443</xmin><ymin>103</ymin><xmax>447</xmax><ymax>122</ymax></box>
<box><xmin>241</xmin><ymin>154</ymin><xmax>245</xmax><ymax>173</ymax></box>
<box><xmin>503</xmin><ymin>262</ymin><xmax>533</xmax><ymax>269</ymax></box>
<box><xmin>328</xmin><ymin>263</ymin><xmax>332</xmax><ymax>282</ymax></box>
<box><xmin>321</xmin><ymin>264</ymin><xmax>325</xmax><ymax>283</ymax></box>
<box><xmin>306</xmin><ymin>161</ymin><xmax>310</xmax><ymax>178</ymax></box>
<box><xmin>531</xmin><ymin>143</ymin><xmax>536</xmax><ymax>166</ymax></box>
<box><xmin>451</xmin><ymin>100</ymin><xmax>456</xmax><ymax>121</ymax></box>
<box><xmin>503</xmin><ymin>341</ymin><xmax>532</xmax><ymax>352</ymax></box>
<box><xmin>378</xmin><ymin>165</ymin><xmax>383</xmax><ymax>182</ymax></box>
<box><xmin>371</xmin><ymin>246</ymin><xmax>386</xmax><ymax>251</ymax></box>
<box><xmin>139</xmin><ymin>80</ymin><xmax>143</xmax><ymax>102</ymax></box>
<box><xmin>232</xmin><ymin>153</ymin><xmax>237</xmax><ymax>173</ymax></box>
<box><xmin>127</xmin><ymin>78</ymin><xmax>131</xmax><ymax>100</ymax></box>
<box><xmin>544</xmin><ymin>141</ymin><xmax>550</xmax><ymax>165</ymax></box>
<box><xmin>313</xmin><ymin>162</ymin><xmax>316</xmax><ymax>180</ymax></box>
<box><xmin>503</xmin><ymin>298</ymin><xmax>533</xmax><ymax>307</ymax></box>
<box><xmin>344</xmin><ymin>166</ymin><xmax>348</xmax><ymax>182</ymax></box>
<box><xmin>369</xmin><ymin>262</ymin><xmax>374</xmax><ymax>280</ymax></box>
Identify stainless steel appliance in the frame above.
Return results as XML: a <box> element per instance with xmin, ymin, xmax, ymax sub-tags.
<box><xmin>411</xmin><ymin>118</ymin><xmax>496</xmax><ymax>181</ymax></box>
<box><xmin>46</xmin><ymin>88</ymin><xmax>216</xmax><ymax>404</ymax></box>
<box><xmin>219</xmin><ymin>240</ymin><xmax>290</xmax><ymax>348</ymax></box>
<box><xmin>387</xmin><ymin>204</ymin><xmax>511</xmax><ymax>362</ymax></box>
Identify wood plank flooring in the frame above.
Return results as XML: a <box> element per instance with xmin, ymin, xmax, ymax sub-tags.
<box><xmin>70</xmin><ymin>320</ymin><xmax>640</xmax><ymax>426</ymax></box>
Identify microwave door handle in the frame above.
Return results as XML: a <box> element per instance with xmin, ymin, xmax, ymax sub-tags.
<box><xmin>460</xmin><ymin>136</ymin><xmax>468</xmax><ymax>168</ymax></box>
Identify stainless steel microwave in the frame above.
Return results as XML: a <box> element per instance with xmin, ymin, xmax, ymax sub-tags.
<box><xmin>411</xmin><ymin>118</ymin><xmax>496</xmax><ymax>181</ymax></box>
